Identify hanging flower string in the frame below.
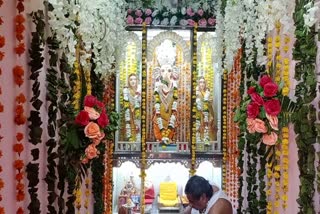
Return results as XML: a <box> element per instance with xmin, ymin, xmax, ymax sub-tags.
<box><xmin>0</xmin><ymin>1</ymin><xmax>4</xmax><ymax>211</ymax></box>
<box><xmin>140</xmin><ymin>22</ymin><xmax>147</xmax><ymax>213</ymax></box>
<box><xmin>190</xmin><ymin>23</ymin><xmax>198</xmax><ymax>176</ymax></box>
<box><xmin>14</xmin><ymin>1</ymin><xmax>26</xmax><ymax>213</ymax></box>
<box><xmin>226</xmin><ymin>50</ymin><xmax>241</xmax><ymax>207</ymax></box>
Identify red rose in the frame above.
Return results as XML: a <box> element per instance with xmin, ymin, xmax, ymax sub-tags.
<box><xmin>250</xmin><ymin>92</ymin><xmax>264</xmax><ymax>106</ymax></box>
<box><xmin>263</xmin><ymin>82</ymin><xmax>278</xmax><ymax>97</ymax></box>
<box><xmin>75</xmin><ymin>110</ymin><xmax>90</xmax><ymax>126</ymax></box>
<box><xmin>84</xmin><ymin>95</ymin><xmax>97</xmax><ymax>107</ymax></box>
<box><xmin>247</xmin><ymin>86</ymin><xmax>256</xmax><ymax>95</ymax></box>
<box><xmin>95</xmin><ymin>100</ymin><xmax>105</xmax><ymax>109</ymax></box>
<box><xmin>264</xmin><ymin>99</ymin><xmax>281</xmax><ymax>116</ymax></box>
<box><xmin>97</xmin><ymin>110</ymin><xmax>109</xmax><ymax>128</ymax></box>
<box><xmin>259</xmin><ymin>75</ymin><xmax>273</xmax><ymax>87</ymax></box>
<box><xmin>247</xmin><ymin>102</ymin><xmax>260</xmax><ymax>118</ymax></box>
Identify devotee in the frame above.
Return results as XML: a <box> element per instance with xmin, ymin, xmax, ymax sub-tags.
<box><xmin>184</xmin><ymin>175</ymin><xmax>234</xmax><ymax>214</ymax></box>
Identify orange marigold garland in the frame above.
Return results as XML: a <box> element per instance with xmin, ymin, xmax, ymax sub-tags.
<box><xmin>14</xmin><ymin>1</ymin><xmax>26</xmax><ymax>213</ymax></box>
<box><xmin>226</xmin><ymin>49</ymin><xmax>241</xmax><ymax>208</ymax></box>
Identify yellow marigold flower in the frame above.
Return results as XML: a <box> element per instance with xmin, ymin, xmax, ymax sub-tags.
<box><xmin>282</xmin><ymin>194</ymin><xmax>288</xmax><ymax>201</ymax></box>
<box><xmin>282</xmin><ymin>127</ymin><xmax>289</xmax><ymax>133</ymax></box>
<box><xmin>275</xmin><ymin>76</ymin><xmax>281</xmax><ymax>83</ymax></box>
<box><xmin>284</xmin><ymin>36</ymin><xmax>291</xmax><ymax>43</ymax></box>
<box><xmin>283</xmin><ymin>157</ymin><xmax>289</xmax><ymax>164</ymax></box>
<box><xmin>283</xmin><ymin>150</ymin><xmax>289</xmax><ymax>156</ymax></box>
<box><xmin>275</xmin><ymin>35</ymin><xmax>281</xmax><ymax>42</ymax></box>
<box><xmin>274</xmin><ymin>200</ymin><xmax>280</xmax><ymax>208</ymax></box>
<box><xmin>268</xmin><ymin>37</ymin><xmax>273</xmax><ymax>43</ymax></box>
<box><xmin>274</xmin><ymin>172</ymin><xmax>280</xmax><ymax>179</ymax></box>
<box><xmin>275</xmin><ymin>181</ymin><xmax>280</xmax><ymax>187</ymax></box>
<box><xmin>275</xmin><ymin>42</ymin><xmax>281</xmax><ymax>48</ymax></box>
<box><xmin>267</xmin><ymin>202</ymin><xmax>272</xmax><ymax>210</ymax></box>
<box><xmin>284</xmin><ymin>46</ymin><xmax>289</xmax><ymax>52</ymax></box>
<box><xmin>276</xmin><ymin>150</ymin><xmax>281</xmax><ymax>156</ymax></box>
<box><xmin>283</xmin><ymin>164</ymin><xmax>289</xmax><ymax>170</ymax></box>
<box><xmin>266</xmin><ymin>189</ymin><xmax>272</xmax><ymax>196</ymax></box>
<box><xmin>276</xmin><ymin>186</ymin><xmax>281</xmax><ymax>192</ymax></box>
<box><xmin>282</xmin><ymin>138</ymin><xmax>289</xmax><ymax>145</ymax></box>
<box><xmin>274</xmin><ymin>165</ymin><xmax>281</xmax><ymax>171</ymax></box>
<box><xmin>282</xmin><ymin>87</ymin><xmax>289</xmax><ymax>96</ymax></box>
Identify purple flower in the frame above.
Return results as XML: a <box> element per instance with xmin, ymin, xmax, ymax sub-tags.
<box><xmin>208</xmin><ymin>17</ymin><xmax>216</xmax><ymax>26</ymax></box>
<box><xmin>134</xmin><ymin>17</ymin><xmax>143</xmax><ymax>24</ymax></box>
<box><xmin>135</xmin><ymin>9</ymin><xmax>143</xmax><ymax>17</ymax></box>
<box><xmin>127</xmin><ymin>15</ymin><xmax>134</xmax><ymax>24</ymax></box>
<box><xmin>197</xmin><ymin>9</ymin><xmax>204</xmax><ymax>17</ymax></box>
<box><xmin>145</xmin><ymin>17</ymin><xmax>152</xmax><ymax>25</ymax></box>
<box><xmin>127</xmin><ymin>9</ymin><xmax>132</xmax><ymax>15</ymax></box>
<box><xmin>198</xmin><ymin>18</ymin><xmax>207</xmax><ymax>27</ymax></box>
<box><xmin>187</xmin><ymin>19</ymin><xmax>195</xmax><ymax>26</ymax></box>
<box><xmin>145</xmin><ymin>8</ymin><xmax>152</xmax><ymax>16</ymax></box>
<box><xmin>186</xmin><ymin>7</ymin><xmax>195</xmax><ymax>16</ymax></box>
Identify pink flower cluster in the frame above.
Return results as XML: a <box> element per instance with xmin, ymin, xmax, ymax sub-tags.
<box><xmin>74</xmin><ymin>95</ymin><xmax>110</xmax><ymax>163</ymax></box>
<box><xmin>246</xmin><ymin>75</ymin><xmax>281</xmax><ymax>146</ymax></box>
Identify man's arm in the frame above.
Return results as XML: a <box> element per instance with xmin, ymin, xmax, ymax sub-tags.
<box><xmin>183</xmin><ymin>205</ymin><xmax>192</xmax><ymax>214</ymax></box>
<box><xmin>208</xmin><ymin>198</ymin><xmax>233</xmax><ymax>214</ymax></box>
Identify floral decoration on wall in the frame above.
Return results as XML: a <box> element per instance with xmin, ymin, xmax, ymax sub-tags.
<box><xmin>126</xmin><ymin>7</ymin><xmax>216</xmax><ymax>27</ymax></box>
<box><xmin>74</xmin><ymin>95</ymin><xmax>110</xmax><ymax>164</ymax></box>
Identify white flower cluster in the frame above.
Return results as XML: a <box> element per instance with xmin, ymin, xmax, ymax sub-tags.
<box><xmin>214</xmin><ymin>0</ymin><xmax>224</xmax><ymax>74</ymax></box>
<box><xmin>48</xmin><ymin>0</ymin><xmax>79</xmax><ymax>65</ymax></box>
<box><xmin>48</xmin><ymin>0</ymin><xmax>127</xmax><ymax>75</ymax></box>
<box><xmin>223</xmin><ymin>0</ymin><xmax>243</xmax><ymax>71</ymax></box>
<box><xmin>303</xmin><ymin>2</ymin><xmax>320</xmax><ymax>30</ymax></box>
<box><xmin>221</xmin><ymin>0</ymin><xmax>293</xmax><ymax>70</ymax></box>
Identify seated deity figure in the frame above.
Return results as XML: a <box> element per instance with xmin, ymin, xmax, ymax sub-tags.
<box><xmin>152</xmin><ymin>40</ymin><xmax>180</xmax><ymax>144</ymax></box>
<box><xmin>195</xmin><ymin>76</ymin><xmax>216</xmax><ymax>144</ymax></box>
<box><xmin>123</xmin><ymin>73</ymin><xmax>141</xmax><ymax>142</ymax></box>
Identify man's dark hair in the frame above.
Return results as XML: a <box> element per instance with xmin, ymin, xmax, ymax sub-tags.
<box><xmin>185</xmin><ymin>175</ymin><xmax>213</xmax><ymax>200</ymax></box>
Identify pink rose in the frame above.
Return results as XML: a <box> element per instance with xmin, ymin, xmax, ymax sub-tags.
<box><xmin>264</xmin><ymin>99</ymin><xmax>281</xmax><ymax>116</ymax></box>
<box><xmin>187</xmin><ymin>19</ymin><xmax>195</xmax><ymax>26</ymax></box>
<box><xmin>127</xmin><ymin>9</ymin><xmax>132</xmax><ymax>15</ymax></box>
<box><xmin>247</xmin><ymin>86</ymin><xmax>256</xmax><ymax>95</ymax></box>
<box><xmin>145</xmin><ymin>9</ymin><xmax>152</xmax><ymax>16</ymax></box>
<box><xmin>75</xmin><ymin>110</ymin><xmax>90</xmax><ymax>126</ymax></box>
<box><xmin>127</xmin><ymin>15</ymin><xmax>134</xmax><ymax>24</ymax></box>
<box><xmin>208</xmin><ymin>17</ymin><xmax>216</xmax><ymax>26</ymax></box>
<box><xmin>84</xmin><ymin>106</ymin><xmax>100</xmax><ymax>120</ymax></box>
<box><xmin>263</xmin><ymin>82</ymin><xmax>278</xmax><ymax>97</ymax></box>
<box><xmin>84</xmin><ymin>95</ymin><xmax>97</xmax><ymax>107</ymax></box>
<box><xmin>246</xmin><ymin>118</ymin><xmax>256</xmax><ymax>133</ymax></box>
<box><xmin>259</xmin><ymin>75</ymin><xmax>273</xmax><ymax>87</ymax></box>
<box><xmin>197</xmin><ymin>9</ymin><xmax>204</xmax><ymax>17</ymax></box>
<box><xmin>186</xmin><ymin>7</ymin><xmax>195</xmax><ymax>16</ymax></box>
<box><xmin>85</xmin><ymin>144</ymin><xmax>98</xmax><ymax>159</ymax></box>
<box><xmin>145</xmin><ymin>17</ymin><xmax>152</xmax><ymax>25</ymax></box>
<box><xmin>135</xmin><ymin>9</ymin><xmax>143</xmax><ymax>17</ymax></box>
<box><xmin>247</xmin><ymin>102</ymin><xmax>260</xmax><ymax>118</ymax></box>
<box><xmin>97</xmin><ymin>110</ymin><xmax>109</xmax><ymax>128</ymax></box>
<box><xmin>198</xmin><ymin>18</ymin><xmax>207</xmax><ymax>27</ymax></box>
<box><xmin>84</xmin><ymin>122</ymin><xmax>101</xmax><ymax>138</ymax></box>
<box><xmin>135</xmin><ymin>17</ymin><xmax>143</xmax><ymax>24</ymax></box>
<box><xmin>254</xmin><ymin>118</ymin><xmax>267</xmax><ymax>133</ymax></box>
<box><xmin>250</xmin><ymin>92</ymin><xmax>264</xmax><ymax>106</ymax></box>
<box><xmin>266</xmin><ymin>113</ymin><xmax>278</xmax><ymax>130</ymax></box>
<box><xmin>262</xmin><ymin>132</ymin><xmax>278</xmax><ymax>145</ymax></box>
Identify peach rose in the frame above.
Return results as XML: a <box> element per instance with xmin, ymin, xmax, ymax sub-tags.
<box><xmin>262</xmin><ymin>132</ymin><xmax>278</xmax><ymax>145</ymax></box>
<box><xmin>254</xmin><ymin>118</ymin><xmax>267</xmax><ymax>133</ymax></box>
<box><xmin>85</xmin><ymin>144</ymin><xmax>98</xmax><ymax>159</ymax></box>
<box><xmin>84</xmin><ymin>122</ymin><xmax>101</xmax><ymax>138</ymax></box>
<box><xmin>81</xmin><ymin>157</ymin><xmax>89</xmax><ymax>164</ymax></box>
<box><xmin>266</xmin><ymin>113</ymin><xmax>278</xmax><ymax>130</ymax></box>
<box><xmin>84</xmin><ymin>106</ymin><xmax>100</xmax><ymax>120</ymax></box>
<box><xmin>246</xmin><ymin>118</ymin><xmax>256</xmax><ymax>133</ymax></box>
<box><xmin>92</xmin><ymin>132</ymin><xmax>105</xmax><ymax>146</ymax></box>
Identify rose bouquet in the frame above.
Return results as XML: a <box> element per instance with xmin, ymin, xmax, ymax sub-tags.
<box><xmin>74</xmin><ymin>95</ymin><xmax>110</xmax><ymax>164</ymax></box>
<box><xmin>235</xmin><ymin>75</ymin><xmax>282</xmax><ymax>146</ymax></box>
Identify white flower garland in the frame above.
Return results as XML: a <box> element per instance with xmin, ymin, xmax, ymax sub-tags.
<box><xmin>47</xmin><ymin>0</ymin><xmax>127</xmax><ymax>75</ymax></box>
